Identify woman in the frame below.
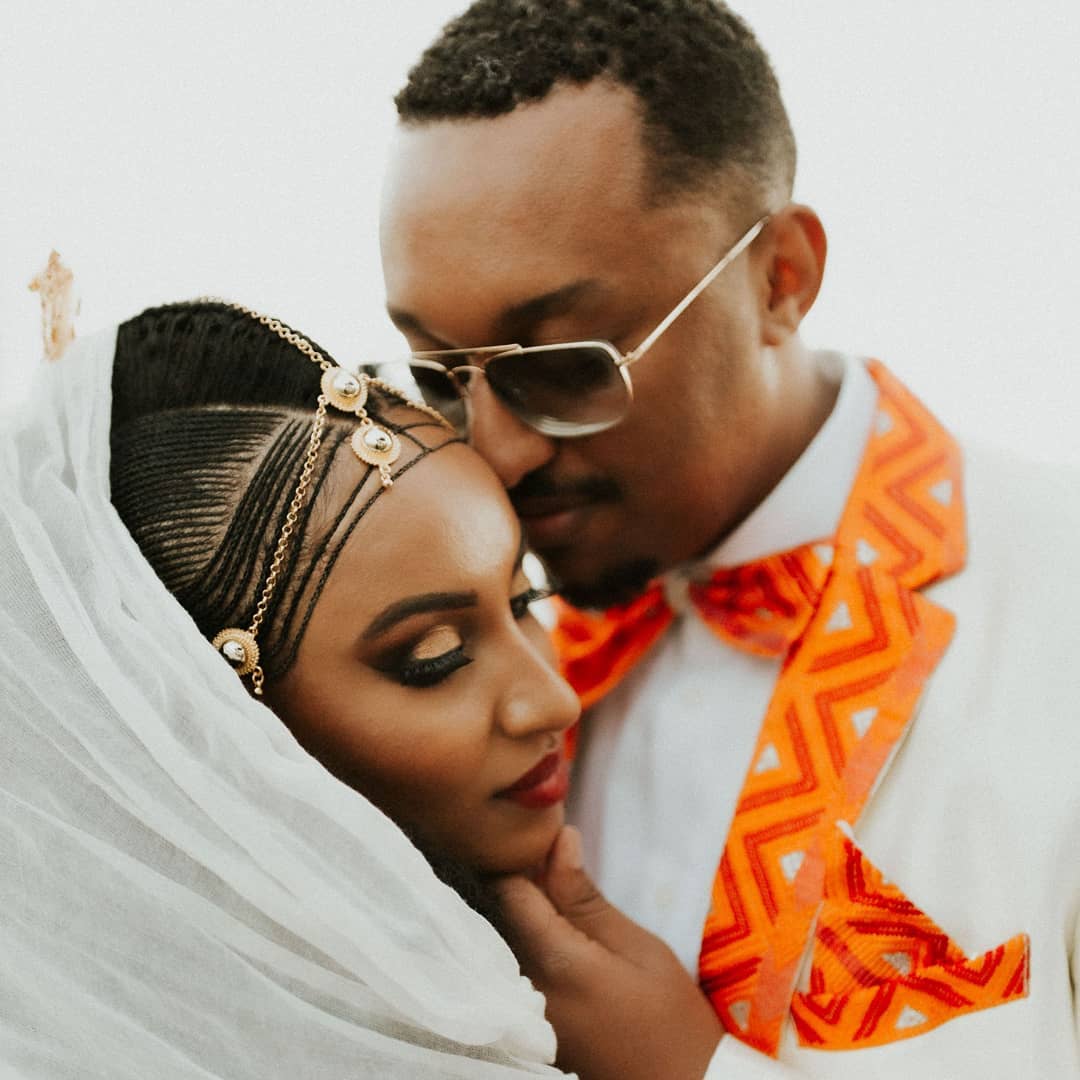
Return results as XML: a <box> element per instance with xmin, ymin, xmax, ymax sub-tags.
<box><xmin>0</xmin><ymin>300</ymin><xmax>579</xmax><ymax>1078</ymax></box>
<box><xmin>2</xmin><ymin>300</ymin><xmax>723</xmax><ymax>1080</ymax></box>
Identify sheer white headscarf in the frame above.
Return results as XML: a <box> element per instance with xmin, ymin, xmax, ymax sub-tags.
<box><xmin>0</xmin><ymin>327</ymin><xmax>569</xmax><ymax>1078</ymax></box>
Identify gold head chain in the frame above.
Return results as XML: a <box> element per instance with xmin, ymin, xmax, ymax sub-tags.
<box><xmin>207</xmin><ymin>299</ymin><xmax>454</xmax><ymax>695</ymax></box>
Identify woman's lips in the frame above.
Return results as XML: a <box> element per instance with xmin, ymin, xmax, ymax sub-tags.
<box><xmin>495</xmin><ymin>751</ymin><xmax>570</xmax><ymax>810</ymax></box>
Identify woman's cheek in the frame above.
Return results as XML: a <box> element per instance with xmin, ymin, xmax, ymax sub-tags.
<box><xmin>371</xmin><ymin>696</ymin><xmax>495</xmax><ymax>789</ymax></box>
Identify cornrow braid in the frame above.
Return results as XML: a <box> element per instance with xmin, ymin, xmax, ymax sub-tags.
<box><xmin>110</xmin><ymin>301</ymin><xmax>459</xmax><ymax>683</ymax></box>
<box><xmin>110</xmin><ymin>408</ymin><xmax>299</xmax><ymax>600</ymax></box>
<box><xmin>395</xmin><ymin>0</ymin><xmax>795</xmax><ymax>208</ymax></box>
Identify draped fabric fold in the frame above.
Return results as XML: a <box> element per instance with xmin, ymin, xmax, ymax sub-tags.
<box><xmin>0</xmin><ymin>329</ymin><xmax>565</xmax><ymax>1079</ymax></box>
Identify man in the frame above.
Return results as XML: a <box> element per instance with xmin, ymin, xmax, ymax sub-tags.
<box><xmin>380</xmin><ymin>2</ymin><xmax>1080</xmax><ymax>1077</ymax></box>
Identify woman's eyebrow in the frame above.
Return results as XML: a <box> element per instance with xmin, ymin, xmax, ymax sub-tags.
<box><xmin>362</xmin><ymin>591</ymin><xmax>478</xmax><ymax>639</ymax></box>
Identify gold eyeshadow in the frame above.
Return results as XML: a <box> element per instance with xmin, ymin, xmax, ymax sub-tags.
<box><xmin>409</xmin><ymin>625</ymin><xmax>464</xmax><ymax>662</ymax></box>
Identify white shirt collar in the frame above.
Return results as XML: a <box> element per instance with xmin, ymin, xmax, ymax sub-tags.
<box><xmin>694</xmin><ymin>352</ymin><xmax>878</xmax><ymax>573</ymax></box>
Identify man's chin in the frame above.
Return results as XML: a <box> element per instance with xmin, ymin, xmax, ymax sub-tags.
<box><xmin>555</xmin><ymin>557</ymin><xmax>660</xmax><ymax>611</ymax></box>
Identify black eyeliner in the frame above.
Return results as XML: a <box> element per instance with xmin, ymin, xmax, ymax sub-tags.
<box><xmin>397</xmin><ymin>646</ymin><xmax>474</xmax><ymax>688</ymax></box>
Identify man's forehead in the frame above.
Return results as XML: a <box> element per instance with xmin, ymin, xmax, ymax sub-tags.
<box><xmin>379</xmin><ymin>80</ymin><xmax>732</xmax><ymax>338</ymax></box>
<box><xmin>381</xmin><ymin>82</ymin><xmax>649</xmax><ymax>231</ymax></box>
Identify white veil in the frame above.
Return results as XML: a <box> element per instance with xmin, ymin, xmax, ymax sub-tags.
<box><xmin>0</xmin><ymin>327</ymin><xmax>568</xmax><ymax>1078</ymax></box>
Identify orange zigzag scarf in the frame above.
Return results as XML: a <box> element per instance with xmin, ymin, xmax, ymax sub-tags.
<box><xmin>554</xmin><ymin>362</ymin><xmax>1028</xmax><ymax>1054</ymax></box>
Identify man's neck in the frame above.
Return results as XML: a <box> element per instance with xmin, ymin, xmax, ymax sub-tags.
<box><xmin>702</xmin><ymin>340</ymin><xmax>843</xmax><ymax>562</ymax></box>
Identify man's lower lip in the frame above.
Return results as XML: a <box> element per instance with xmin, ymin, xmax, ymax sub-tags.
<box><xmin>518</xmin><ymin>506</ymin><xmax>591</xmax><ymax>547</ymax></box>
<box><xmin>497</xmin><ymin>755</ymin><xmax>570</xmax><ymax>810</ymax></box>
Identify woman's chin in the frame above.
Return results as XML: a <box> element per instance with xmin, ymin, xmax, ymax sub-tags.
<box><xmin>471</xmin><ymin>801</ymin><xmax>567</xmax><ymax>877</ymax></box>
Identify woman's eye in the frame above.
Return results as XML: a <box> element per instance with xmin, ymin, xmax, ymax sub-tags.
<box><xmin>397</xmin><ymin>646</ymin><xmax>473</xmax><ymax>688</ymax></box>
<box><xmin>510</xmin><ymin>586</ymin><xmax>552</xmax><ymax>621</ymax></box>
<box><xmin>391</xmin><ymin>624</ymin><xmax>472</xmax><ymax>688</ymax></box>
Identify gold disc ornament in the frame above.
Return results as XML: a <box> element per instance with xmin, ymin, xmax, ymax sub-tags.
<box><xmin>351</xmin><ymin>421</ymin><xmax>401</xmax><ymax>469</ymax></box>
<box><xmin>321</xmin><ymin>366</ymin><xmax>369</xmax><ymax>413</ymax></box>
<box><xmin>211</xmin><ymin>628</ymin><xmax>260</xmax><ymax>677</ymax></box>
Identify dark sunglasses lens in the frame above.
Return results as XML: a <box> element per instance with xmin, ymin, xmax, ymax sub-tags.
<box><xmin>486</xmin><ymin>346</ymin><xmax>629</xmax><ymax>436</ymax></box>
<box><xmin>373</xmin><ymin>362</ymin><xmax>467</xmax><ymax>435</ymax></box>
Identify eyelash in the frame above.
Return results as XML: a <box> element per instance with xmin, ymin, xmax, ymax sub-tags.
<box><xmin>397</xmin><ymin>647</ymin><xmax>473</xmax><ymax>688</ymax></box>
<box><xmin>511</xmin><ymin>586</ymin><xmax>552</xmax><ymax>620</ymax></box>
<box><xmin>395</xmin><ymin>587</ymin><xmax>552</xmax><ymax>688</ymax></box>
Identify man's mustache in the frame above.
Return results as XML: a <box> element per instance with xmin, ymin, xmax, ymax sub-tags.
<box><xmin>509</xmin><ymin>468</ymin><xmax>620</xmax><ymax>506</ymax></box>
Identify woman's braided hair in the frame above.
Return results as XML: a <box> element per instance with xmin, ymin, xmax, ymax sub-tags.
<box><xmin>110</xmin><ymin>301</ymin><xmax>452</xmax><ymax>681</ymax></box>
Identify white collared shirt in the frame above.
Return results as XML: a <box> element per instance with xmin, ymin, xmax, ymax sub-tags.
<box><xmin>566</xmin><ymin>352</ymin><xmax>879</xmax><ymax>972</ymax></box>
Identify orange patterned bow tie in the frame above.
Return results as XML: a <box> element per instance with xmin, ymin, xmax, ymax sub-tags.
<box><xmin>555</xmin><ymin>542</ymin><xmax>833</xmax><ymax>712</ymax></box>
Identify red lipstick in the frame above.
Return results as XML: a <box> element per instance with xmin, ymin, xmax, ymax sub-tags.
<box><xmin>496</xmin><ymin>751</ymin><xmax>570</xmax><ymax>810</ymax></box>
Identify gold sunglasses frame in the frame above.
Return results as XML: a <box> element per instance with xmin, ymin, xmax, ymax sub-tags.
<box><xmin>401</xmin><ymin>214</ymin><xmax>770</xmax><ymax>438</ymax></box>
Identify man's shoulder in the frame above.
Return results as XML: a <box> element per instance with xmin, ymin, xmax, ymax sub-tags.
<box><xmin>931</xmin><ymin>439</ymin><xmax>1080</xmax><ymax>631</ymax></box>
<box><xmin>926</xmin><ymin>441</ymin><xmax>1080</xmax><ymax>761</ymax></box>
<box><xmin>961</xmin><ymin>440</ymin><xmax>1080</xmax><ymax>554</ymax></box>
<box><xmin>962</xmin><ymin>438</ymin><xmax>1080</xmax><ymax>486</ymax></box>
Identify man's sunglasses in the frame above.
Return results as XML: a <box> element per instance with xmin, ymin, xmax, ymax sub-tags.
<box><xmin>376</xmin><ymin>216</ymin><xmax>769</xmax><ymax>439</ymax></box>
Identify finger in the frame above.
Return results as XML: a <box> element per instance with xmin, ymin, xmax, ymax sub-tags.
<box><xmin>494</xmin><ymin>873</ymin><xmax>601</xmax><ymax>985</ymax></box>
<box><xmin>542</xmin><ymin>826</ymin><xmax>660</xmax><ymax>960</ymax></box>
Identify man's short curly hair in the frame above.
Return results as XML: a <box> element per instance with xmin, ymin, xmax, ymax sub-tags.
<box><xmin>395</xmin><ymin>0</ymin><xmax>795</xmax><ymax>210</ymax></box>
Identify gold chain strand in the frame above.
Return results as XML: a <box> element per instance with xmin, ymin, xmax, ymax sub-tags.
<box><xmin>245</xmin><ymin>395</ymin><xmax>328</xmax><ymax>695</ymax></box>
<box><xmin>203</xmin><ymin>296</ymin><xmax>456</xmax><ymax>695</ymax></box>
<box><xmin>365</xmin><ymin>375</ymin><xmax>455</xmax><ymax>433</ymax></box>
<box><xmin>196</xmin><ymin>297</ymin><xmax>455</xmax><ymax>433</ymax></box>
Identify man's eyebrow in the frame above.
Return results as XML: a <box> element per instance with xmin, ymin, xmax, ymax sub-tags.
<box><xmin>494</xmin><ymin>279</ymin><xmax>604</xmax><ymax>341</ymax></box>
<box><xmin>362</xmin><ymin>591</ymin><xmax>478</xmax><ymax>639</ymax></box>
<box><xmin>386</xmin><ymin>279</ymin><xmax>605</xmax><ymax>349</ymax></box>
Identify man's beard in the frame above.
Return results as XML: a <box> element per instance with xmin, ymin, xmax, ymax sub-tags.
<box><xmin>555</xmin><ymin>556</ymin><xmax>659</xmax><ymax>611</ymax></box>
<box><xmin>509</xmin><ymin>467</ymin><xmax>657</xmax><ymax>610</ymax></box>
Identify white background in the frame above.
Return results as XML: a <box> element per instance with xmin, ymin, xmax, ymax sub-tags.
<box><xmin>2</xmin><ymin>2</ymin><xmax>1078</xmax><ymax>463</ymax></box>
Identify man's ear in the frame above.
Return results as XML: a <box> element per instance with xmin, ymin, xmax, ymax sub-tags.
<box><xmin>758</xmin><ymin>205</ymin><xmax>827</xmax><ymax>346</ymax></box>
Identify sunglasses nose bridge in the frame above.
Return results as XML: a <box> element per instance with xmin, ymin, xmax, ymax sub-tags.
<box><xmin>438</xmin><ymin>365</ymin><xmax>487</xmax><ymax>442</ymax></box>
<box><xmin>446</xmin><ymin>363</ymin><xmax>487</xmax><ymax>394</ymax></box>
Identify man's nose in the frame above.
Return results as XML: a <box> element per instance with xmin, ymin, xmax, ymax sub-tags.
<box><xmin>468</xmin><ymin>377</ymin><xmax>557</xmax><ymax>490</ymax></box>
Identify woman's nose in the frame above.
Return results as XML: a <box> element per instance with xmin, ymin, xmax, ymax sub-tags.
<box><xmin>496</xmin><ymin>636</ymin><xmax>581</xmax><ymax>741</ymax></box>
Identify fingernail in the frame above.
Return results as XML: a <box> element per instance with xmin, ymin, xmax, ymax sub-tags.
<box><xmin>562</xmin><ymin>825</ymin><xmax>583</xmax><ymax>870</ymax></box>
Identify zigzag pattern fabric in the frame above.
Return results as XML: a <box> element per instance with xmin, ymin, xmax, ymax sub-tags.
<box><xmin>790</xmin><ymin>837</ymin><xmax>1029</xmax><ymax>1049</ymax></box>
<box><xmin>556</xmin><ymin>543</ymin><xmax>829</xmax><ymax>713</ymax></box>
<box><xmin>553</xmin><ymin>362</ymin><xmax>1029</xmax><ymax>1054</ymax></box>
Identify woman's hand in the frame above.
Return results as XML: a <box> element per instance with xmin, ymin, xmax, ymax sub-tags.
<box><xmin>495</xmin><ymin>827</ymin><xmax>724</xmax><ymax>1080</ymax></box>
